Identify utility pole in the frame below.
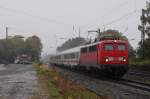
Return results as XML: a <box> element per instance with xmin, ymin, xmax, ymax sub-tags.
<box><xmin>141</xmin><ymin>9</ymin><xmax>145</xmax><ymax>58</ymax></box>
<box><xmin>6</xmin><ymin>27</ymin><xmax>8</xmax><ymax>40</ymax></box>
<box><xmin>5</xmin><ymin>26</ymin><xmax>9</xmax><ymax>64</ymax></box>
<box><xmin>79</xmin><ymin>27</ymin><xmax>80</xmax><ymax>38</ymax></box>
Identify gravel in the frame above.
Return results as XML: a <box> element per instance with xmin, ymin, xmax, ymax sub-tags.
<box><xmin>123</xmin><ymin>69</ymin><xmax>150</xmax><ymax>84</ymax></box>
<box><xmin>53</xmin><ymin>66</ymin><xmax>150</xmax><ymax>99</ymax></box>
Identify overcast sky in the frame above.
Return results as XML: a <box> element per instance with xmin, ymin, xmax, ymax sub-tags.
<box><xmin>0</xmin><ymin>0</ymin><xmax>148</xmax><ymax>54</ymax></box>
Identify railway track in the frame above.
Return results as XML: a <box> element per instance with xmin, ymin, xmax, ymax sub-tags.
<box><xmin>128</xmin><ymin>71</ymin><xmax>150</xmax><ymax>78</ymax></box>
<box><xmin>117</xmin><ymin>79</ymin><xmax>150</xmax><ymax>92</ymax></box>
<box><xmin>54</xmin><ymin>66</ymin><xmax>150</xmax><ymax>93</ymax></box>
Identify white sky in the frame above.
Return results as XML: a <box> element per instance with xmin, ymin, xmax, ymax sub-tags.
<box><xmin>0</xmin><ymin>0</ymin><xmax>148</xmax><ymax>54</ymax></box>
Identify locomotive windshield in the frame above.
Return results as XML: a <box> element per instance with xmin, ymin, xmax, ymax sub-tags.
<box><xmin>104</xmin><ymin>44</ymin><xmax>113</xmax><ymax>51</ymax></box>
<box><xmin>118</xmin><ymin>44</ymin><xmax>125</xmax><ymax>51</ymax></box>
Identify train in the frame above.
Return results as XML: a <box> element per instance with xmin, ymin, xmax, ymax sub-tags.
<box><xmin>50</xmin><ymin>39</ymin><xmax>128</xmax><ymax>78</ymax></box>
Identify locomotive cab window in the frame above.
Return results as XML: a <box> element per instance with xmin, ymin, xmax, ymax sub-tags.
<box><xmin>118</xmin><ymin>44</ymin><xmax>125</xmax><ymax>51</ymax></box>
<box><xmin>104</xmin><ymin>44</ymin><xmax>113</xmax><ymax>51</ymax></box>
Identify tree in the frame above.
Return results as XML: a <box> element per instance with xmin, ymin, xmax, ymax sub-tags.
<box><xmin>137</xmin><ymin>1</ymin><xmax>150</xmax><ymax>59</ymax></box>
<box><xmin>0</xmin><ymin>35</ymin><xmax>42</xmax><ymax>63</ymax></box>
<box><xmin>0</xmin><ymin>36</ymin><xmax>25</xmax><ymax>63</ymax></box>
<box><xmin>9</xmin><ymin>36</ymin><xmax>25</xmax><ymax>56</ymax></box>
<box><xmin>57</xmin><ymin>37</ymin><xmax>87</xmax><ymax>52</ymax></box>
<box><xmin>25</xmin><ymin>35</ymin><xmax>42</xmax><ymax>61</ymax></box>
<box><xmin>98</xmin><ymin>29</ymin><xmax>127</xmax><ymax>40</ymax></box>
<box><xmin>0</xmin><ymin>39</ymin><xmax>7</xmax><ymax>62</ymax></box>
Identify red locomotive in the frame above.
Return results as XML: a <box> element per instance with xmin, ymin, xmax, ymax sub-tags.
<box><xmin>50</xmin><ymin>39</ymin><xmax>128</xmax><ymax>78</ymax></box>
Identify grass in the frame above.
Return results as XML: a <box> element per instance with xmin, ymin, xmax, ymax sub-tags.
<box><xmin>129</xmin><ymin>59</ymin><xmax>150</xmax><ymax>71</ymax></box>
<box><xmin>48</xmin><ymin>80</ymin><xmax>60</xmax><ymax>97</ymax></box>
<box><xmin>33</xmin><ymin>63</ymin><xmax>106</xmax><ymax>99</ymax></box>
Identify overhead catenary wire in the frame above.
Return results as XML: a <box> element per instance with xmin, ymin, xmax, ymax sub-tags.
<box><xmin>0</xmin><ymin>5</ymin><xmax>73</xmax><ymax>27</ymax></box>
<box><xmin>80</xmin><ymin>0</ymin><xmax>130</xmax><ymax>29</ymax></box>
<box><xmin>81</xmin><ymin>9</ymin><xmax>141</xmax><ymax>35</ymax></box>
<box><xmin>80</xmin><ymin>0</ymin><xmax>141</xmax><ymax>37</ymax></box>
<box><xmin>80</xmin><ymin>9</ymin><xmax>143</xmax><ymax>42</ymax></box>
<box><xmin>100</xmin><ymin>9</ymin><xmax>141</xmax><ymax>28</ymax></box>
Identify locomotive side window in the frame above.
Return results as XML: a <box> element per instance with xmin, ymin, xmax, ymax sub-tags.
<box><xmin>105</xmin><ymin>44</ymin><xmax>113</xmax><ymax>51</ymax></box>
<box><xmin>89</xmin><ymin>45</ymin><xmax>97</xmax><ymax>52</ymax></box>
<box><xmin>118</xmin><ymin>44</ymin><xmax>125</xmax><ymax>51</ymax></box>
<box><xmin>81</xmin><ymin>47</ymin><xmax>87</xmax><ymax>53</ymax></box>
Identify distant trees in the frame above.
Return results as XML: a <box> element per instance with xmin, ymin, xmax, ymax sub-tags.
<box><xmin>99</xmin><ymin>29</ymin><xmax>128</xmax><ymax>40</ymax></box>
<box><xmin>137</xmin><ymin>1</ymin><xmax>150</xmax><ymax>59</ymax></box>
<box><xmin>57</xmin><ymin>37</ymin><xmax>87</xmax><ymax>52</ymax></box>
<box><xmin>24</xmin><ymin>36</ymin><xmax>43</xmax><ymax>61</ymax></box>
<box><xmin>0</xmin><ymin>35</ymin><xmax>42</xmax><ymax>63</ymax></box>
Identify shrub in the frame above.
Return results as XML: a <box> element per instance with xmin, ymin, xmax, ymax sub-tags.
<box><xmin>129</xmin><ymin>59</ymin><xmax>150</xmax><ymax>71</ymax></box>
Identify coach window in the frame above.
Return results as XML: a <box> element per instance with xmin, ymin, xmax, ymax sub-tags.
<box><xmin>70</xmin><ymin>53</ymin><xmax>75</xmax><ymax>59</ymax></box>
<box><xmin>105</xmin><ymin>44</ymin><xmax>113</xmax><ymax>51</ymax></box>
<box><xmin>81</xmin><ymin>47</ymin><xmax>87</xmax><ymax>53</ymax></box>
<box><xmin>75</xmin><ymin>52</ymin><xmax>79</xmax><ymax>58</ymax></box>
<box><xmin>64</xmin><ymin>54</ymin><xmax>68</xmax><ymax>59</ymax></box>
<box><xmin>118</xmin><ymin>44</ymin><xmax>125</xmax><ymax>51</ymax></box>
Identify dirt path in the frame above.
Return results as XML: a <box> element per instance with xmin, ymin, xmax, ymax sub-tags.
<box><xmin>0</xmin><ymin>64</ymin><xmax>48</xmax><ymax>99</ymax></box>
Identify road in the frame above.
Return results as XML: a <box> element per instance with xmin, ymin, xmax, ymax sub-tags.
<box><xmin>0</xmin><ymin>64</ymin><xmax>48</xmax><ymax>99</ymax></box>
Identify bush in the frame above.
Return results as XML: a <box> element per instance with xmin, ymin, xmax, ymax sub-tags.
<box><xmin>129</xmin><ymin>59</ymin><xmax>150</xmax><ymax>71</ymax></box>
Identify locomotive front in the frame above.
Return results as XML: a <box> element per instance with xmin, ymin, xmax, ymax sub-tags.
<box><xmin>98</xmin><ymin>40</ymin><xmax>128</xmax><ymax>78</ymax></box>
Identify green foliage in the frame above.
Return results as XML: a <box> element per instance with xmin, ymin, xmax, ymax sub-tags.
<box><xmin>24</xmin><ymin>35</ymin><xmax>43</xmax><ymax>61</ymax></box>
<box><xmin>137</xmin><ymin>1</ymin><xmax>150</xmax><ymax>59</ymax></box>
<box><xmin>99</xmin><ymin>29</ymin><xmax>128</xmax><ymax>40</ymax></box>
<box><xmin>0</xmin><ymin>35</ymin><xmax>42</xmax><ymax>63</ymax></box>
<box><xmin>48</xmin><ymin>80</ymin><xmax>60</xmax><ymax>97</ymax></box>
<box><xmin>0</xmin><ymin>37</ymin><xmax>25</xmax><ymax>63</ymax></box>
<box><xmin>57</xmin><ymin>37</ymin><xmax>86</xmax><ymax>52</ymax></box>
<box><xmin>130</xmin><ymin>59</ymin><xmax>150</xmax><ymax>71</ymax></box>
<box><xmin>137</xmin><ymin>39</ymin><xmax>150</xmax><ymax>59</ymax></box>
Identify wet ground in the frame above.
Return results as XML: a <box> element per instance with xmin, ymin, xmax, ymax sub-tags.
<box><xmin>0</xmin><ymin>64</ymin><xmax>48</xmax><ymax>99</ymax></box>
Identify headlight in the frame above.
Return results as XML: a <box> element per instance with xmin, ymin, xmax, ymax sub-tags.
<box><xmin>123</xmin><ymin>58</ymin><xmax>126</xmax><ymax>62</ymax></box>
<box><xmin>119</xmin><ymin>57</ymin><xmax>126</xmax><ymax>62</ymax></box>
<box><xmin>105</xmin><ymin>58</ymin><xmax>109</xmax><ymax>62</ymax></box>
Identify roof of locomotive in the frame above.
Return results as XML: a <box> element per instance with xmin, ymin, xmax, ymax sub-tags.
<box><xmin>55</xmin><ymin>40</ymin><xmax>127</xmax><ymax>56</ymax></box>
<box><xmin>100</xmin><ymin>39</ymin><xmax>127</xmax><ymax>43</ymax></box>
